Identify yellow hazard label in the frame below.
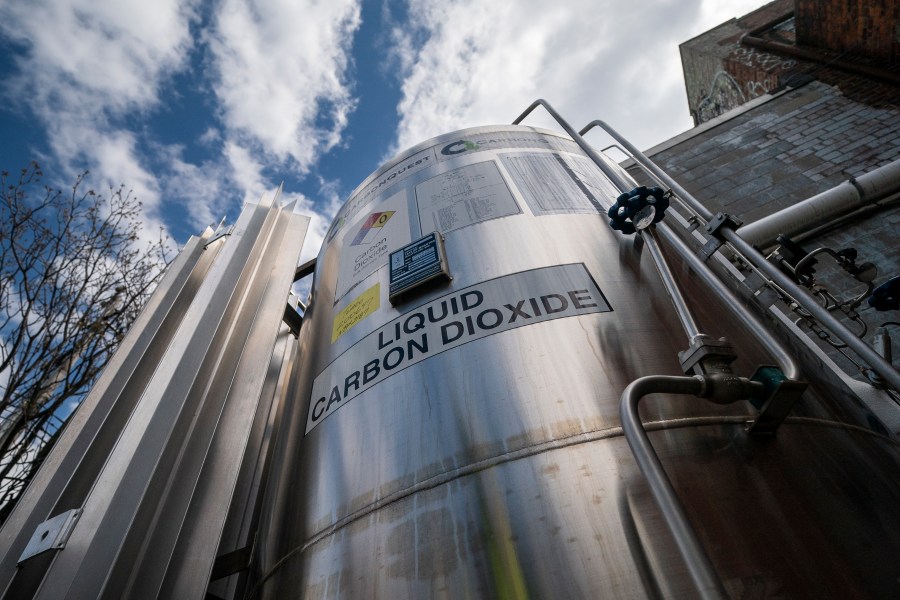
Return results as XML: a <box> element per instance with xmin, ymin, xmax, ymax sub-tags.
<box><xmin>332</xmin><ymin>283</ymin><xmax>380</xmax><ymax>343</ymax></box>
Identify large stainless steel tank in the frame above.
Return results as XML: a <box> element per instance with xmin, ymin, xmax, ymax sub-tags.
<box><xmin>255</xmin><ymin>126</ymin><xmax>900</xmax><ymax>598</ymax></box>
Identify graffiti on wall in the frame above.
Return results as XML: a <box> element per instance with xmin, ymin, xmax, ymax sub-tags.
<box><xmin>730</xmin><ymin>47</ymin><xmax>797</xmax><ymax>72</ymax></box>
<box><xmin>731</xmin><ymin>47</ymin><xmax>797</xmax><ymax>104</ymax></box>
<box><xmin>695</xmin><ymin>46</ymin><xmax>798</xmax><ymax>123</ymax></box>
<box><xmin>695</xmin><ymin>70</ymin><xmax>746</xmax><ymax>124</ymax></box>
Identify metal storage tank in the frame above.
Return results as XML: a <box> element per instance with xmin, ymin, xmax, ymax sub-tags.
<box><xmin>253</xmin><ymin>125</ymin><xmax>900</xmax><ymax>598</ymax></box>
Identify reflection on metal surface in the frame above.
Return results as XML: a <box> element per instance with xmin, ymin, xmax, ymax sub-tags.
<box><xmin>3</xmin><ymin>121</ymin><xmax>898</xmax><ymax>599</ymax></box>
<box><xmin>255</xmin><ymin>125</ymin><xmax>900</xmax><ymax>599</ymax></box>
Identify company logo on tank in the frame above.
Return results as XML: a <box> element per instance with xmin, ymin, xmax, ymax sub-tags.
<box><xmin>306</xmin><ymin>263</ymin><xmax>611</xmax><ymax>433</ymax></box>
<box><xmin>437</xmin><ymin>131</ymin><xmax>581</xmax><ymax>161</ymax></box>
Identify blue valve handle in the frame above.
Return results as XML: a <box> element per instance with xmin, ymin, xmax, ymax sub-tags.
<box><xmin>869</xmin><ymin>275</ymin><xmax>900</xmax><ymax>311</ymax></box>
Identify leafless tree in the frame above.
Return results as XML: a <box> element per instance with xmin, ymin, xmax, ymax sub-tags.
<box><xmin>0</xmin><ymin>162</ymin><xmax>170</xmax><ymax>522</ymax></box>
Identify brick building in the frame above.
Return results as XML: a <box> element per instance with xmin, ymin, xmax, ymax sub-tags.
<box><xmin>627</xmin><ymin>0</ymin><xmax>900</xmax><ymax>382</ymax></box>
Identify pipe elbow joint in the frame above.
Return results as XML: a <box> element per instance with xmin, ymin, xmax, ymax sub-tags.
<box><xmin>695</xmin><ymin>374</ymin><xmax>756</xmax><ymax>404</ymax></box>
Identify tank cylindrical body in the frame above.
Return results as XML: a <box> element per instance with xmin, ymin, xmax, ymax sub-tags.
<box><xmin>256</xmin><ymin>126</ymin><xmax>900</xmax><ymax>598</ymax></box>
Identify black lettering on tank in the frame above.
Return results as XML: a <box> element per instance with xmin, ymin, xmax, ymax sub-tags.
<box><xmin>325</xmin><ymin>386</ymin><xmax>342</xmax><ymax>411</ymax></box>
<box><xmin>504</xmin><ymin>300</ymin><xmax>531</xmax><ymax>322</ymax></box>
<box><xmin>344</xmin><ymin>371</ymin><xmax>360</xmax><ymax>398</ymax></box>
<box><xmin>312</xmin><ymin>397</ymin><xmax>326</xmax><ymax>421</ymax></box>
<box><xmin>363</xmin><ymin>359</ymin><xmax>380</xmax><ymax>384</ymax></box>
<box><xmin>568</xmin><ymin>289</ymin><xmax>598</xmax><ymax>309</ymax></box>
<box><xmin>461</xmin><ymin>290</ymin><xmax>483</xmax><ymax>311</ymax></box>
<box><xmin>407</xmin><ymin>334</ymin><xmax>428</xmax><ymax>360</ymax></box>
<box><xmin>441</xmin><ymin>321</ymin><xmax>464</xmax><ymax>344</ymax></box>
<box><xmin>428</xmin><ymin>301</ymin><xmax>449</xmax><ymax>323</ymax></box>
<box><xmin>541</xmin><ymin>293</ymin><xmax>568</xmax><ymax>314</ymax></box>
<box><xmin>384</xmin><ymin>346</ymin><xmax>404</xmax><ymax>370</ymax></box>
<box><xmin>403</xmin><ymin>312</ymin><xmax>426</xmax><ymax>334</ymax></box>
<box><xmin>476</xmin><ymin>308</ymin><xmax>503</xmax><ymax>329</ymax></box>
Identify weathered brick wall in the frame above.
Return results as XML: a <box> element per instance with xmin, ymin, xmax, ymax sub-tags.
<box><xmin>795</xmin><ymin>0</ymin><xmax>900</xmax><ymax>62</ymax></box>
<box><xmin>640</xmin><ymin>81</ymin><xmax>900</xmax><ymax>220</ymax></box>
<box><xmin>627</xmin><ymin>79</ymin><xmax>900</xmax><ymax>377</ymax></box>
<box><xmin>680</xmin><ymin>0</ymin><xmax>802</xmax><ymax>124</ymax></box>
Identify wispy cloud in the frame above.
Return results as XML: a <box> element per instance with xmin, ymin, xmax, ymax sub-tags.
<box><xmin>0</xmin><ymin>0</ymin><xmax>198</xmax><ymax>231</ymax></box>
<box><xmin>1</xmin><ymin>0</ymin><xmax>364</xmax><ymax>243</ymax></box>
<box><xmin>389</xmin><ymin>0</ymin><xmax>765</xmax><ymax>154</ymax></box>
<box><xmin>0</xmin><ymin>0</ymin><xmax>197</xmax><ymax>115</ymax></box>
<box><xmin>206</xmin><ymin>0</ymin><xmax>362</xmax><ymax>174</ymax></box>
<box><xmin>224</xmin><ymin>140</ymin><xmax>332</xmax><ymax>264</ymax></box>
<box><xmin>0</xmin><ymin>0</ymin><xmax>768</xmax><ymax>256</ymax></box>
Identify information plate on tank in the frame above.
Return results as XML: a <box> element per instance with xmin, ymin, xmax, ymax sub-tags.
<box><xmin>388</xmin><ymin>232</ymin><xmax>450</xmax><ymax>305</ymax></box>
<box><xmin>500</xmin><ymin>152</ymin><xmax>618</xmax><ymax>215</ymax></box>
<box><xmin>306</xmin><ymin>263</ymin><xmax>611</xmax><ymax>433</ymax></box>
<box><xmin>415</xmin><ymin>161</ymin><xmax>520</xmax><ymax>234</ymax></box>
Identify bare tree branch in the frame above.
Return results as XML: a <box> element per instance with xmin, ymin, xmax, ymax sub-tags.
<box><xmin>0</xmin><ymin>162</ymin><xmax>171</xmax><ymax>520</ymax></box>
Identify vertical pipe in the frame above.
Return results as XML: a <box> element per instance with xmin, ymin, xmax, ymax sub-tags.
<box><xmin>656</xmin><ymin>222</ymin><xmax>801</xmax><ymax>380</ymax></box>
<box><xmin>619</xmin><ymin>375</ymin><xmax>728</xmax><ymax>600</ymax></box>
<box><xmin>641</xmin><ymin>229</ymin><xmax>703</xmax><ymax>343</ymax></box>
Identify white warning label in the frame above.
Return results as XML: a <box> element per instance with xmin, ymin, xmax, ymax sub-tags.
<box><xmin>416</xmin><ymin>161</ymin><xmax>520</xmax><ymax>234</ymax></box>
<box><xmin>501</xmin><ymin>152</ymin><xmax>619</xmax><ymax>215</ymax></box>
<box><xmin>336</xmin><ymin>190</ymin><xmax>411</xmax><ymax>301</ymax></box>
<box><xmin>306</xmin><ymin>263</ymin><xmax>611</xmax><ymax>433</ymax></box>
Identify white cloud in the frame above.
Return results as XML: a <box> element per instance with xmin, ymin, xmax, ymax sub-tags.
<box><xmin>0</xmin><ymin>0</ymin><xmax>198</xmax><ymax>228</ymax></box>
<box><xmin>1</xmin><ymin>0</ymin><xmax>196</xmax><ymax>115</ymax></box>
<box><xmin>224</xmin><ymin>140</ymin><xmax>328</xmax><ymax>264</ymax></box>
<box><xmin>207</xmin><ymin>0</ymin><xmax>362</xmax><ymax>173</ymax></box>
<box><xmin>162</xmin><ymin>151</ymin><xmax>229</xmax><ymax>230</ymax></box>
<box><xmin>389</xmin><ymin>0</ymin><xmax>768</xmax><ymax>154</ymax></box>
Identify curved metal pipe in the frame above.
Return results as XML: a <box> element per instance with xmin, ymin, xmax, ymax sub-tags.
<box><xmin>513</xmin><ymin>100</ymin><xmax>632</xmax><ymax>193</ymax></box>
<box><xmin>656</xmin><ymin>222</ymin><xmax>801</xmax><ymax>380</ymax></box>
<box><xmin>619</xmin><ymin>375</ymin><xmax>728</xmax><ymax>600</ymax></box>
<box><xmin>575</xmin><ymin>116</ymin><xmax>899</xmax><ymax>390</ymax></box>
<box><xmin>578</xmin><ymin>120</ymin><xmax>715</xmax><ymax>221</ymax></box>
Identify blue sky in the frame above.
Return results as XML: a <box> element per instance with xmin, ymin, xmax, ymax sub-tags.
<box><xmin>0</xmin><ymin>0</ymin><xmax>765</xmax><ymax>263</ymax></box>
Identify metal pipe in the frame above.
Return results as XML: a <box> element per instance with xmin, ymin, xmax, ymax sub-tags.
<box><xmin>738</xmin><ymin>158</ymin><xmax>900</xmax><ymax>248</ymax></box>
<box><xmin>619</xmin><ymin>375</ymin><xmax>727</xmax><ymax>600</ymax></box>
<box><xmin>741</xmin><ymin>33</ymin><xmax>900</xmax><ymax>88</ymax></box>
<box><xmin>511</xmin><ymin>104</ymin><xmax>714</xmax><ymax>350</ymax></box>
<box><xmin>576</xmin><ymin>114</ymin><xmax>798</xmax><ymax>377</ymax></box>
<box><xmin>642</xmin><ymin>228</ymin><xmax>703</xmax><ymax>342</ymax></box>
<box><xmin>656</xmin><ymin>222</ymin><xmax>802</xmax><ymax>380</ymax></box>
<box><xmin>575</xmin><ymin>116</ymin><xmax>899</xmax><ymax>390</ymax></box>
<box><xmin>722</xmin><ymin>228</ymin><xmax>900</xmax><ymax>390</ymax></box>
<box><xmin>578</xmin><ymin>120</ymin><xmax>715</xmax><ymax>221</ymax></box>
<box><xmin>513</xmin><ymin>100</ymin><xmax>632</xmax><ymax>193</ymax></box>
<box><xmin>791</xmin><ymin>196</ymin><xmax>900</xmax><ymax>245</ymax></box>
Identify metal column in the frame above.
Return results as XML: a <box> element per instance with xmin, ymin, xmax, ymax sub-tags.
<box><xmin>0</xmin><ymin>189</ymin><xmax>310</xmax><ymax>599</ymax></box>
